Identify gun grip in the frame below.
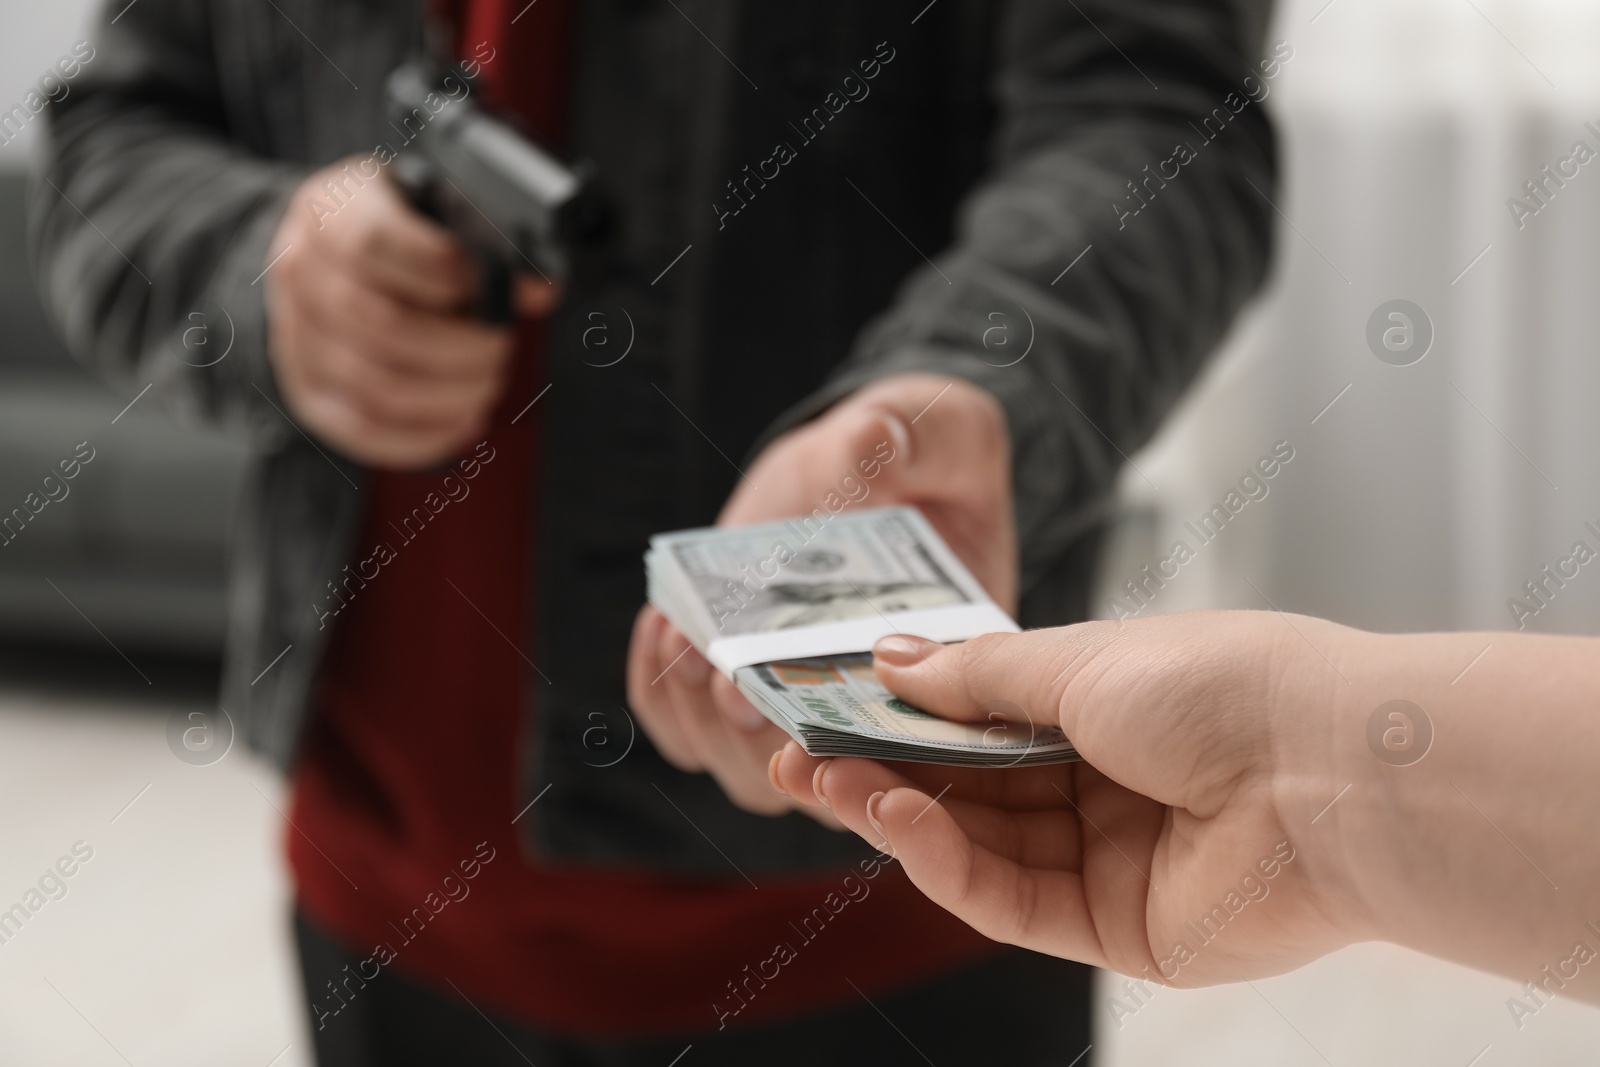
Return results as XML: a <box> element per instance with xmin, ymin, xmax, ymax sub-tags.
<box><xmin>479</xmin><ymin>255</ymin><xmax>513</xmax><ymax>324</ymax></box>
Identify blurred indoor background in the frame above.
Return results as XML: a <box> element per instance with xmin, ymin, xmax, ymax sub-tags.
<box><xmin>1</xmin><ymin>0</ymin><xmax>1598</xmax><ymax>1064</ymax></box>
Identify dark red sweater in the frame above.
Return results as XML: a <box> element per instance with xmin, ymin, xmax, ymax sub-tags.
<box><xmin>288</xmin><ymin>0</ymin><xmax>996</xmax><ymax>1037</ymax></box>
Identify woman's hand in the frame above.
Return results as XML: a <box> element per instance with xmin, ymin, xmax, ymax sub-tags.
<box><xmin>774</xmin><ymin>606</ymin><xmax>1600</xmax><ymax>1004</ymax></box>
<box><xmin>771</xmin><ymin>613</ymin><xmax>1367</xmax><ymax>986</ymax></box>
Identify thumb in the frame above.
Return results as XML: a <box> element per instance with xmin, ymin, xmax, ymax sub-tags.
<box><xmin>830</xmin><ymin>377</ymin><xmax>1015</xmax><ymax>609</ymax></box>
<box><xmin>716</xmin><ymin>400</ymin><xmax>909</xmax><ymax>526</ymax></box>
<box><xmin>823</xmin><ymin>400</ymin><xmax>915</xmax><ymax>493</ymax></box>
<box><xmin>873</xmin><ymin>630</ymin><xmax>1095</xmax><ymax>726</ymax></box>
<box><xmin>839</xmin><ymin>376</ymin><xmax>1006</xmax><ymax>506</ymax></box>
<box><xmin>871</xmin><ymin>626</ymin><xmax>1122</xmax><ymax>739</ymax></box>
<box><xmin>872</xmin><ymin>620</ymin><xmax>1270</xmax><ymax>814</ymax></box>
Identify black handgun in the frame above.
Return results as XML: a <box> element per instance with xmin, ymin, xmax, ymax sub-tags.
<box><xmin>385</xmin><ymin>60</ymin><xmax>608</xmax><ymax>322</ymax></box>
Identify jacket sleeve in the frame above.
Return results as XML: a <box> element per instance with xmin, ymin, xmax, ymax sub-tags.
<box><xmin>28</xmin><ymin>0</ymin><xmax>308</xmax><ymax>448</ymax></box>
<box><xmin>774</xmin><ymin>0</ymin><xmax>1280</xmax><ymax>603</ymax></box>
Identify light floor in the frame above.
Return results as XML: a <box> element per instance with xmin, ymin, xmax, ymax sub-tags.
<box><xmin>0</xmin><ymin>684</ymin><xmax>1596</xmax><ymax>1067</ymax></box>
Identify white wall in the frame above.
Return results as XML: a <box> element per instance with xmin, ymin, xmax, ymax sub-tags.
<box><xmin>1098</xmin><ymin>0</ymin><xmax>1600</xmax><ymax>640</ymax></box>
<box><xmin>0</xmin><ymin>0</ymin><xmax>98</xmax><ymax>171</ymax></box>
<box><xmin>1097</xmin><ymin>6</ymin><xmax>1600</xmax><ymax>1062</ymax></box>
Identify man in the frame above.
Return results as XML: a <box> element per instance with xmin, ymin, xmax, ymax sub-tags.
<box><xmin>31</xmin><ymin>0</ymin><xmax>1276</xmax><ymax>1063</ymax></box>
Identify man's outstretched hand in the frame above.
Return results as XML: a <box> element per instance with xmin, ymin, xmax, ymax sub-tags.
<box><xmin>625</xmin><ymin>373</ymin><xmax>1016</xmax><ymax>822</ymax></box>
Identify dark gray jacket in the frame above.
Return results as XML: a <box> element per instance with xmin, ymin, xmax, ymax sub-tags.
<box><xmin>32</xmin><ymin>0</ymin><xmax>1276</xmax><ymax>878</ymax></box>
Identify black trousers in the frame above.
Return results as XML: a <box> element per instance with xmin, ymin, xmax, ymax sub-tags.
<box><xmin>295</xmin><ymin>910</ymin><xmax>1094</xmax><ymax>1067</ymax></box>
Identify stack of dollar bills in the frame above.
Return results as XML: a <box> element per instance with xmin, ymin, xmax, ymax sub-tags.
<box><xmin>647</xmin><ymin>506</ymin><xmax>1079</xmax><ymax>767</ymax></box>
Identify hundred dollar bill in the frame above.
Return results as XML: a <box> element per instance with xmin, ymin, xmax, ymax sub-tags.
<box><xmin>734</xmin><ymin>653</ymin><xmax>1080</xmax><ymax>767</ymax></box>
<box><xmin>647</xmin><ymin>505</ymin><xmax>1072</xmax><ymax>766</ymax></box>
<box><xmin>648</xmin><ymin>506</ymin><xmax>1018</xmax><ymax>675</ymax></box>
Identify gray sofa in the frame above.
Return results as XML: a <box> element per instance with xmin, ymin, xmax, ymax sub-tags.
<box><xmin>0</xmin><ymin>171</ymin><xmax>246</xmax><ymax>656</ymax></box>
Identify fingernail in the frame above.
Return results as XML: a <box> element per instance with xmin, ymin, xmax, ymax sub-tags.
<box><xmin>865</xmin><ymin>791</ymin><xmax>887</xmax><ymax>839</ymax></box>
<box><xmin>811</xmin><ymin>761</ymin><xmax>834</xmax><ymax>809</ymax></box>
<box><xmin>767</xmin><ymin>751</ymin><xmax>788</xmax><ymax>796</ymax></box>
<box><xmin>873</xmin><ymin>634</ymin><xmax>940</xmax><ymax>666</ymax></box>
<box><xmin>881</xmin><ymin>411</ymin><xmax>913</xmax><ymax>466</ymax></box>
